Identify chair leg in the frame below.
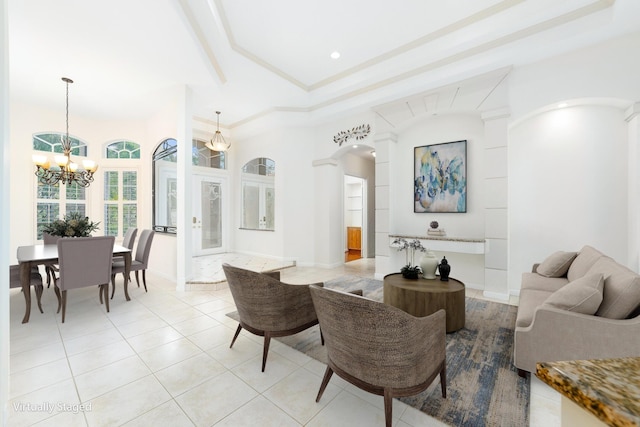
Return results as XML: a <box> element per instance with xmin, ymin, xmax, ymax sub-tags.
<box><xmin>61</xmin><ymin>290</ymin><xmax>67</xmax><ymax>323</ymax></box>
<box><xmin>316</xmin><ymin>367</ymin><xmax>334</xmax><ymax>402</ymax></box>
<box><xmin>383</xmin><ymin>389</ymin><xmax>393</xmax><ymax>427</ymax></box>
<box><xmin>110</xmin><ymin>274</ymin><xmax>116</xmax><ymax>300</ymax></box>
<box><xmin>142</xmin><ymin>270</ymin><xmax>148</xmax><ymax>292</ymax></box>
<box><xmin>35</xmin><ymin>285</ymin><xmax>44</xmax><ymax>314</ymax></box>
<box><xmin>261</xmin><ymin>333</ymin><xmax>272</xmax><ymax>372</ymax></box>
<box><xmin>135</xmin><ymin>271</ymin><xmax>141</xmax><ymax>288</ymax></box>
<box><xmin>102</xmin><ymin>285</ymin><xmax>110</xmax><ymax>313</ymax></box>
<box><xmin>440</xmin><ymin>363</ymin><xmax>447</xmax><ymax>398</ymax></box>
<box><xmin>320</xmin><ymin>327</ymin><xmax>324</xmax><ymax>346</ymax></box>
<box><xmin>54</xmin><ymin>286</ymin><xmax>62</xmax><ymax>314</ymax></box>
<box><xmin>230</xmin><ymin>324</ymin><xmax>242</xmax><ymax>348</ymax></box>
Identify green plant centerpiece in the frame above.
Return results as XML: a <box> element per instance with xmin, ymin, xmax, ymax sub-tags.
<box><xmin>392</xmin><ymin>237</ymin><xmax>427</xmax><ymax>279</ymax></box>
<box><xmin>42</xmin><ymin>212</ymin><xmax>100</xmax><ymax>237</ymax></box>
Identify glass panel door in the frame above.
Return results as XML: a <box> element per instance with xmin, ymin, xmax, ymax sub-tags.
<box><xmin>193</xmin><ymin>175</ymin><xmax>225</xmax><ymax>255</ymax></box>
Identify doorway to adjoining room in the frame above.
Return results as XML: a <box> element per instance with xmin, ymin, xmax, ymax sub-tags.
<box><xmin>344</xmin><ymin>175</ymin><xmax>364</xmax><ymax>262</ymax></box>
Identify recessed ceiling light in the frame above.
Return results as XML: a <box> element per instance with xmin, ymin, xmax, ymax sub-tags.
<box><xmin>352</xmin><ymin>145</ymin><xmax>358</xmax><ymax>149</ymax></box>
<box><xmin>330</xmin><ymin>51</ymin><xmax>340</xmax><ymax>59</ymax></box>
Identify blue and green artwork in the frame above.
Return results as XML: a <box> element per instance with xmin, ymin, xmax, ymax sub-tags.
<box><xmin>414</xmin><ymin>140</ymin><xmax>467</xmax><ymax>213</ymax></box>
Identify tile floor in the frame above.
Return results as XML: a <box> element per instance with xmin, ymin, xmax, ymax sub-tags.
<box><xmin>8</xmin><ymin>255</ymin><xmax>559</xmax><ymax>426</ymax></box>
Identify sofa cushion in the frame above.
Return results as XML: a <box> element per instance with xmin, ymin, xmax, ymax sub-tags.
<box><xmin>516</xmin><ymin>289</ymin><xmax>553</xmax><ymax>328</ymax></box>
<box><xmin>588</xmin><ymin>257</ymin><xmax>640</xmax><ymax>319</ymax></box>
<box><xmin>542</xmin><ymin>273</ymin><xmax>604</xmax><ymax>314</ymax></box>
<box><xmin>536</xmin><ymin>251</ymin><xmax>577</xmax><ymax>278</ymax></box>
<box><xmin>567</xmin><ymin>245</ymin><xmax>606</xmax><ymax>282</ymax></box>
<box><xmin>521</xmin><ymin>272</ymin><xmax>569</xmax><ymax>293</ymax></box>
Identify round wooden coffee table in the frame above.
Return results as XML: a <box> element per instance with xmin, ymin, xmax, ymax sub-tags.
<box><xmin>383</xmin><ymin>273</ymin><xmax>465</xmax><ymax>333</ymax></box>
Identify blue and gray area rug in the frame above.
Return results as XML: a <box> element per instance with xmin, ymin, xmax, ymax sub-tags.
<box><xmin>231</xmin><ymin>275</ymin><xmax>530</xmax><ymax>426</ymax></box>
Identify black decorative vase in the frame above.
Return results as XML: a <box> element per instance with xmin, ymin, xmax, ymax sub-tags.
<box><xmin>438</xmin><ymin>256</ymin><xmax>450</xmax><ymax>281</ymax></box>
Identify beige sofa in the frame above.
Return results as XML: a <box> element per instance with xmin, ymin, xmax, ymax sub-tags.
<box><xmin>514</xmin><ymin>245</ymin><xmax>640</xmax><ymax>375</ymax></box>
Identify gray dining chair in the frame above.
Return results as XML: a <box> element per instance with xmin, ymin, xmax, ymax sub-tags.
<box><xmin>42</xmin><ymin>232</ymin><xmax>62</xmax><ymax>288</ymax></box>
<box><xmin>111</xmin><ymin>229</ymin><xmax>154</xmax><ymax>299</ymax></box>
<box><xmin>55</xmin><ymin>236</ymin><xmax>115</xmax><ymax>323</ymax></box>
<box><xmin>10</xmin><ymin>265</ymin><xmax>45</xmax><ymax>314</ymax></box>
<box><xmin>118</xmin><ymin>227</ymin><xmax>137</xmax><ymax>282</ymax></box>
<box><xmin>122</xmin><ymin>227</ymin><xmax>138</xmax><ymax>251</ymax></box>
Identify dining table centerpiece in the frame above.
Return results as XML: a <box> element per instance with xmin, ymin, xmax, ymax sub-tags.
<box><xmin>392</xmin><ymin>237</ymin><xmax>427</xmax><ymax>279</ymax></box>
<box><xmin>42</xmin><ymin>212</ymin><xmax>100</xmax><ymax>237</ymax></box>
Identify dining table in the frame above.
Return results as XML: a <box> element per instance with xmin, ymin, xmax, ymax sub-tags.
<box><xmin>16</xmin><ymin>243</ymin><xmax>132</xmax><ymax>323</ymax></box>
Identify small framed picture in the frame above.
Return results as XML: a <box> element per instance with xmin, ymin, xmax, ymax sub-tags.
<box><xmin>414</xmin><ymin>140</ymin><xmax>467</xmax><ymax>213</ymax></box>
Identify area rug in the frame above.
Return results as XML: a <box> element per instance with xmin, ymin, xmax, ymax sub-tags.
<box><xmin>227</xmin><ymin>275</ymin><xmax>529</xmax><ymax>426</ymax></box>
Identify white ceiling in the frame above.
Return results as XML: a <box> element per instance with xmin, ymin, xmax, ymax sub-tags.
<box><xmin>8</xmin><ymin>0</ymin><xmax>640</xmax><ymax>128</ymax></box>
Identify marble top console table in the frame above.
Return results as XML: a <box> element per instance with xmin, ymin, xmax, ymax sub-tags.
<box><xmin>389</xmin><ymin>234</ymin><xmax>485</xmax><ymax>254</ymax></box>
<box><xmin>536</xmin><ymin>357</ymin><xmax>640</xmax><ymax>427</ymax></box>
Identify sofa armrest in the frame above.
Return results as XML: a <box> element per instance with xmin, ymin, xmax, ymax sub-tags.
<box><xmin>514</xmin><ymin>306</ymin><xmax>640</xmax><ymax>373</ymax></box>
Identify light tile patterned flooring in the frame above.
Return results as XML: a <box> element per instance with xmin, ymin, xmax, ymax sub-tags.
<box><xmin>8</xmin><ymin>254</ymin><xmax>559</xmax><ymax>426</ymax></box>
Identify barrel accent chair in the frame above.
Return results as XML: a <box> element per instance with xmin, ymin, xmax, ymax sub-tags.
<box><xmin>222</xmin><ymin>263</ymin><xmax>324</xmax><ymax>372</ymax></box>
<box><xmin>309</xmin><ymin>285</ymin><xmax>447</xmax><ymax>427</ymax></box>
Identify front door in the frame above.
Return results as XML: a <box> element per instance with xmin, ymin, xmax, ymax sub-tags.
<box><xmin>193</xmin><ymin>174</ymin><xmax>226</xmax><ymax>255</ymax></box>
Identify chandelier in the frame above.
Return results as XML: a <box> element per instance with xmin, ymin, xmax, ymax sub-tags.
<box><xmin>32</xmin><ymin>77</ymin><xmax>98</xmax><ymax>187</ymax></box>
<box><xmin>205</xmin><ymin>111</ymin><xmax>230</xmax><ymax>152</ymax></box>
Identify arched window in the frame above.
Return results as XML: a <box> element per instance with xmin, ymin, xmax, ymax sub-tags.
<box><xmin>105</xmin><ymin>140</ymin><xmax>141</xmax><ymax>159</ymax></box>
<box><xmin>33</xmin><ymin>132</ymin><xmax>87</xmax><ymax>156</ymax></box>
<box><xmin>33</xmin><ymin>133</ymin><xmax>89</xmax><ymax>239</ymax></box>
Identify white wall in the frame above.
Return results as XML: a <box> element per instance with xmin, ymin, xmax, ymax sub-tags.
<box><xmin>7</xmin><ymin>100</ymin><xmax>182</xmax><ymax>283</ymax></box>
<box><xmin>385</xmin><ymin>114</ymin><xmax>486</xmax><ymax>286</ymax></box>
<box><xmin>509</xmin><ymin>105</ymin><xmax>628</xmax><ymax>286</ymax></box>
<box><xmin>509</xmin><ymin>31</ymin><xmax>640</xmax><ymax>123</ymax></box>
<box><xmin>392</xmin><ymin>114</ymin><xmax>485</xmax><ymax>238</ymax></box>
<box><xmin>9</xmin><ymin>102</ymin><xmax>149</xmax><ymax>260</ymax></box>
<box><xmin>232</xmin><ymin>126</ymin><xmax>316</xmax><ymax>265</ymax></box>
<box><xmin>1</xmin><ymin>0</ymin><xmax>10</xmax><ymax>422</ymax></box>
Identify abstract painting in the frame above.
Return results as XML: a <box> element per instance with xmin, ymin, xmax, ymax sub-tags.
<box><xmin>414</xmin><ymin>140</ymin><xmax>467</xmax><ymax>213</ymax></box>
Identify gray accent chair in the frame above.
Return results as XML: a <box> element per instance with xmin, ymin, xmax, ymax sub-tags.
<box><xmin>55</xmin><ymin>236</ymin><xmax>115</xmax><ymax>323</ymax></box>
<box><xmin>111</xmin><ymin>229</ymin><xmax>154</xmax><ymax>299</ymax></box>
<box><xmin>10</xmin><ymin>265</ymin><xmax>44</xmax><ymax>314</ymax></box>
<box><xmin>309</xmin><ymin>285</ymin><xmax>447</xmax><ymax>427</ymax></box>
<box><xmin>222</xmin><ymin>263</ymin><xmax>324</xmax><ymax>372</ymax></box>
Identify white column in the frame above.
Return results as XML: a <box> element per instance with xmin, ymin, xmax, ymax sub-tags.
<box><xmin>176</xmin><ymin>86</ymin><xmax>193</xmax><ymax>291</ymax></box>
<box><xmin>1</xmin><ymin>0</ymin><xmax>9</xmax><ymax>422</ymax></box>
<box><xmin>626</xmin><ymin>102</ymin><xmax>640</xmax><ymax>270</ymax></box>
<box><xmin>374</xmin><ymin>132</ymin><xmax>397</xmax><ymax>280</ymax></box>
<box><xmin>312</xmin><ymin>158</ymin><xmax>342</xmax><ymax>268</ymax></box>
<box><xmin>482</xmin><ymin>109</ymin><xmax>510</xmax><ymax>300</ymax></box>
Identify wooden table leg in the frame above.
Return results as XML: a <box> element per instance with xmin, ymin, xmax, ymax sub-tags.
<box><xmin>20</xmin><ymin>262</ymin><xmax>32</xmax><ymax>324</ymax></box>
<box><xmin>123</xmin><ymin>252</ymin><xmax>132</xmax><ymax>301</ymax></box>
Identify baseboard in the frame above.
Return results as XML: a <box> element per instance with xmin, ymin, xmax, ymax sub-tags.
<box><xmin>483</xmin><ymin>290</ymin><xmax>510</xmax><ymax>301</ymax></box>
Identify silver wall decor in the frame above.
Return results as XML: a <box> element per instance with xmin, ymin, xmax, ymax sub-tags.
<box><xmin>333</xmin><ymin>124</ymin><xmax>371</xmax><ymax>146</ymax></box>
